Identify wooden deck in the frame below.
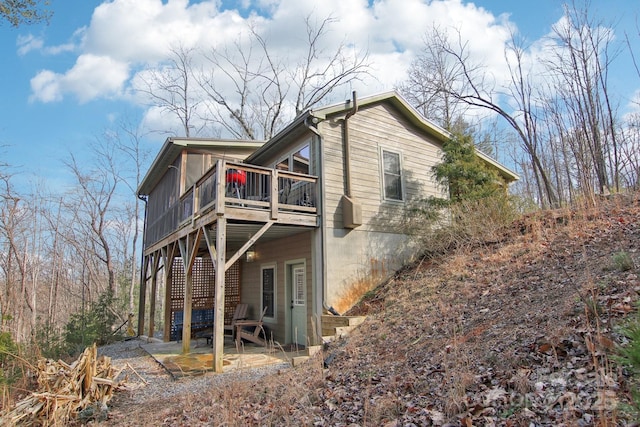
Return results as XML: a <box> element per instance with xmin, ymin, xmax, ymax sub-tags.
<box><xmin>138</xmin><ymin>160</ymin><xmax>320</xmax><ymax>372</ymax></box>
<box><xmin>144</xmin><ymin>160</ymin><xmax>319</xmax><ymax>255</ymax></box>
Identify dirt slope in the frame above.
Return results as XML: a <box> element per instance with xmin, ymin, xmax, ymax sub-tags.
<box><xmin>102</xmin><ymin>194</ymin><xmax>640</xmax><ymax>426</ymax></box>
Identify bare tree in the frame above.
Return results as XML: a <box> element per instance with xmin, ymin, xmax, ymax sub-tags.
<box><xmin>197</xmin><ymin>14</ymin><xmax>370</xmax><ymax>140</ymax></box>
<box><xmin>398</xmin><ymin>25</ymin><xmax>471</xmax><ymax>131</ymax></box>
<box><xmin>291</xmin><ymin>15</ymin><xmax>370</xmax><ymax>115</ymax></box>
<box><xmin>503</xmin><ymin>33</ymin><xmax>560</xmax><ymax>208</ymax></box>
<box><xmin>64</xmin><ymin>147</ymin><xmax>120</xmax><ymax>296</ymax></box>
<box><xmin>619</xmin><ymin>113</ymin><xmax>640</xmax><ymax>190</ymax></box>
<box><xmin>43</xmin><ymin>196</ymin><xmax>64</xmax><ymax>327</ymax></box>
<box><xmin>545</xmin><ymin>1</ymin><xmax>620</xmax><ymax>195</ymax></box>
<box><xmin>0</xmin><ymin>175</ymin><xmax>27</xmax><ymax>338</ymax></box>
<box><xmin>107</xmin><ymin>120</ymin><xmax>150</xmax><ymax>313</ymax></box>
<box><xmin>406</xmin><ymin>28</ymin><xmax>558</xmax><ymax>207</ymax></box>
<box><xmin>198</xmin><ymin>31</ymin><xmax>281</xmax><ymax>140</ymax></box>
<box><xmin>0</xmin><ymin>175</ymin><xmax>48</xmax><ymax>341</ymax></box>
<box><xmin>0</xmin><ymin>139</ymin><xmax>144</xmax><ymax>345</ymax></box>
<box><xmin>137</xmin><ymin>44</ymin><xmax>202</xmax><ymax>137</ymax></box>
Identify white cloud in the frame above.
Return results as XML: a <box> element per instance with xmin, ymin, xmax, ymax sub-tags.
<box><xmin>30</xmin><ymin>54</ymin><xmax>129</xmax><ymax>103</ymax></box>
<box><xmin>43</xmin><ymin>43</ymin><xmax>77</xmax><ymax>55</ymax></box>
<box><xmin>18</xmin><ymin>33</ymin><xmax>79</xmax><ymax>56</ymax></box>
<box><xmin>82</xmin><ymin>0</ymin><xmax>231</xmax><ymax>62</ymax></box>
<box><xmin>17</xmin><ymin>34</ymin><xmax>44</xmax><ymax>56</ymax></box>
<box><xmin>28</xmin><ymin>0</ymin><xmax>522</xmax><ymax>118</ymax></box>
<box><xmin>65</xmin><ymin>55</ymin><xmax>130</xmax><ymax>102</ymax></box>
<box><xmin>29</xmin><ymin>70</ymin><xmax>62</xmax><ymax>103</ymax></box>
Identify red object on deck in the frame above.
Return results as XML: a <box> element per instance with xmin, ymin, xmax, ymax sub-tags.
<box><xmin>226</xmin><ymin>169</ymin><xmax>247</xmax><ymax>185</ymax></box>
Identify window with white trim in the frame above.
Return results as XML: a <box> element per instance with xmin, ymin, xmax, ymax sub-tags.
<box><xmin>261</xmin><ymin>265</ymin><xmax>276</xmax><ymax>319</ymax></box>
<box><xmin>381</xmin><ymin>149</ymin><xmax>403</xmax><ymax>201</ymax></box>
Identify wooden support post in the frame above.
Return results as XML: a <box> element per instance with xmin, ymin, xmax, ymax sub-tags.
<box><xmin>137</xmin><ymin>255</ymin><xmax>149</xmax><ymax>336</ymax></box>
<box><xmin>271</xmin><ymin>169</ymin><xmax>279</xmax><ymax>220</ymax></box>
<box><xmin>177</xmin><ymin>238</ymin><xmax>191</xmax><ymax>353</ymax></box>
<box><xmin>213</xmin><ymin>217</ymin><xmax>227</xmax><ymax>372</ymax></box>
<box><xmin>179</xmin><ymin>229</ymin><xmax>202</xmax><ymax>354</ymax></box>
<box><xmin>216</xmin><ymin>159</ymin><xmax>226</xmax><ymax>215</ymax></box>
<box><xmin>162</xmin><ymin>244</ymin><xmax>176</xmax><ymax>342</ymax></box>
<box><xmin>148</xmin><ymin>251</ymin><xmax>161</xmax><ymax>338</ymax></box>
<box><xmin>191</xmin><ymin>183</ymin><xmax>199</xmax><ymax>227</ymax></box>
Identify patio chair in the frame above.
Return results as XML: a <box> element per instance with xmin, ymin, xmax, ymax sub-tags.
<box><xmin>205</xmin><ymin>303</ymin><xmax>248</xmax><ymax>345</ymax></box>
<box><xmin>224</xmin><ymin>303</ymin><xmax>249</xmax><ymax>339</ymax></box>
<box><xmin>235</xmin><ymin>306</ymin><xmax>269</xmax><ymax>347</ymax></box>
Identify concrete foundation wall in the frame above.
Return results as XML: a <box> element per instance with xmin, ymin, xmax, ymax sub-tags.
<box><xmin>324</xmin><ymin>227</ymin><xmax>419</xmax><ymax>313</ymax></box>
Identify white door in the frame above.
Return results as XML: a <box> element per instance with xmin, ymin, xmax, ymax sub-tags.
<box><xmin>290</xmin><ymin>264</ymin><xmax>307</xmax><ymax>347</ymax></box>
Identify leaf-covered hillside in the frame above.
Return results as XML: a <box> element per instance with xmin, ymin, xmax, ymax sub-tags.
<box><xmin>104</xmin><ymin>194</ymin><xmax>640</xmax><ymax>426</ymax></box>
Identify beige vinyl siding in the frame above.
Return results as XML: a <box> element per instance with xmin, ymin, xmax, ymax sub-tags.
<box><xmin>240</xmin><ymin>231</ymin><xmax>313</xmax><ymax>344</ymax></box>
<box><xmin>214</xmin><ymin>147</ymin><xmax>259</xmax><ymax>162</ymax></box>
<box><xmin>320</xmin><ymin>119</ymin><xmax>347</xmax><ymax>227</ymax></box>
<box><xmin>319</xmin><ymin>103</ymin><xmax>444</xmax><ymax>232</ymax></box>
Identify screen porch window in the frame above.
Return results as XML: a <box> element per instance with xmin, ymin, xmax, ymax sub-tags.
<box><xmin>382</xmin><ymin>149</ymin><xmax>403</xmax><ymax>201</ymax></box>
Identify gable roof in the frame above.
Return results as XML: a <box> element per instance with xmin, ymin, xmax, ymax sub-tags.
<box><xmin>247</xmin><ymin>91</ymin><xmax>519</xmax><ymax>182</ymax></box>
<box><xmin>138</xmin><ymin>93</ymin><xmax>519</xmax><ymax>193</ymax></box>
<box><xmin>318</xmin><ymin>91</ymin><xmax>519</xmax><ymax>182</ymax></box>
<box><xmin>313</xmin><ymin>90</ymin><xmax>451</xmax><ymax>142</ymax></box>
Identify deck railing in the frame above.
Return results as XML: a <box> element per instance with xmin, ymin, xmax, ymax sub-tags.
<box><xmin>145</xmin><ymin>160</ymin><xmax>318</xmax><ymax>247</ymax></box>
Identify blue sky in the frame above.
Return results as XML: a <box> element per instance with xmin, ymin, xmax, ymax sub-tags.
<box><xmin>1</xmin><ymin>0</ymin><xmax>638</xmax><ymax>193</ymax></box>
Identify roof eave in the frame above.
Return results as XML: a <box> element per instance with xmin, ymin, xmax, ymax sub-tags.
<box><xmin>475</xmin><ymin>149</ymin><xmax>520</xmax><ymax>182</ymax></box>
<box><xmin>314</xmin><ymin>90</ymin><xmax>451</xmax><ymax>143</ymax></box>
<box><xmin>314</xmin><ymin>91</ymin><xmax>519</xmax><ymax>181</ymax></box>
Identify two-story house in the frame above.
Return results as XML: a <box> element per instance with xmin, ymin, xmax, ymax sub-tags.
<box><xmin>136</xmin><ymin>91</ymin><xmax>518</xmax><ymax>372</ymax></box>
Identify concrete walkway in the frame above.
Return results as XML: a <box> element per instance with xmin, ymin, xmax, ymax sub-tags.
<box><xmin>140</xmin><ymin>337</ymin><xmax>304</xmax><ymax>378</ymax></box>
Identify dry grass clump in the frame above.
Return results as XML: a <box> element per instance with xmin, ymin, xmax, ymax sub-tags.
<box><xmin>405</xmin><ymin>194</ymin><xmax>519</xmax><ymax>259</ymax></box>
<box><xmin>0</xmin><ymin>344</ymin><xmax>123</xmax><ymax>426</ymax></box>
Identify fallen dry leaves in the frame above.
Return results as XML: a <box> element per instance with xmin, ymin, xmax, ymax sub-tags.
<box><xmin>102</xmin><ymin>193</ymin><xmax>640</xmax><ymax>425</ymax></box>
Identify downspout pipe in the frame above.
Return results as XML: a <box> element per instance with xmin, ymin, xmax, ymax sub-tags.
<box><xmin>304</xmin><ymin>116</ymin><xmax>339</xmax><ymax>319</ymax></box>
<box><xmin>343</xmin><ymin>91</ymin><xmax>358</xmax><ymax>198</ymax></box>
<box><xmin>341</xmin><ymin>91</ymin><xmax>362</xmax><ymax>229</ymax></box>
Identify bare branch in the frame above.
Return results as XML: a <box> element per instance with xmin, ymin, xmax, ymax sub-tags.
<box><xmin>137</xmin><ymin>43</ymin><xmax>201</xmax><ymax>137</ymax></box>
<box><xmin>196</xmin><ymin>14</ymin><xmax>371</xmax><ymax>140</ymax></box>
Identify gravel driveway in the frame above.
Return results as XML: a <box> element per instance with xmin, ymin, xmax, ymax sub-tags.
<box><xmin>98</xmin><ymin>338</ymin><xmax>290</xmax><ymax>408</ymax></box>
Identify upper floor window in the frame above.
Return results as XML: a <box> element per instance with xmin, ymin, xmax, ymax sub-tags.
<box><xmin>275</xmin><ymin>143</ymin><xmax>311</xmax><ymax>175</ymax></box>
<box><xmin>292</xmin><ymin>145</ymin><xmax>310</xmax><ymax>174</ymax></box>
<box><xmin>381</xmin><ymin>149</ymin><xmax>403</xmax><ymax>201</ymax></box>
